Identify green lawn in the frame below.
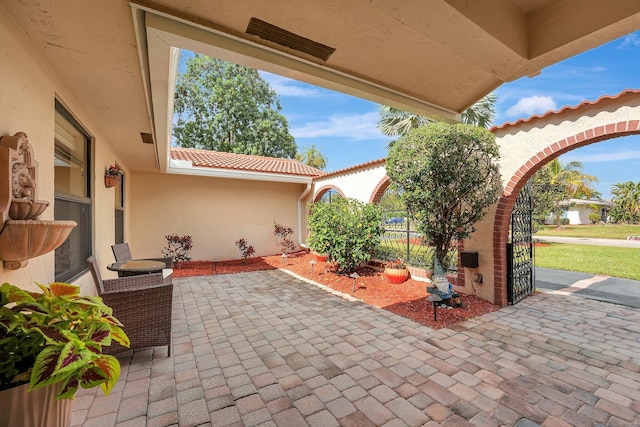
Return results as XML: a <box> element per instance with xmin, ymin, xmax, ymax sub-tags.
<box><xmin>536</xmin><ymin>224</ymin><xmax>640</xmax><ymax>239</ymax></box>
<box><xmin>535</xmin><ymin>243</ymin><xmax>640</xmax><ymax>280</ymax></box>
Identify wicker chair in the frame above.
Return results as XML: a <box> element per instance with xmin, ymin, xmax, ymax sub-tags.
<box><xmin>111</xmin><ymin>243</ymin><xmax>173</xmax><ymax>278</ymax></box>
<box><xmin>87</xmin><ymin>256</ymin><xmax>173</xmax><ymax>356</ymax></box>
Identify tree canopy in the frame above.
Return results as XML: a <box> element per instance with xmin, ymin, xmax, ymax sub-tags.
<box><xmin>173</xmin><ymin>54</ymin><xmax>297</xmax><ymax>158</ymax></box>
<box><xmin>295</xmin><ymin>145</ymin><xmax>327</xmax><ymax>169</ymax></box>
<box><xmin>530</xmin><ymin>159</ymin><xmax>599</xmax><ymax>227</ymax></box>
<box><xmin>386</xmin><ymin>122</ymin><xmax>501</xmax><ymax>272</ymax></box>
<box><xmin>610</xmin><ymin>181</ymin><xmax>640</xmax><ymax>223</ymax></box>
<box><xmin>377</xmin><ymin>93</ymin><xmax>497</xmax><ymax>143</ymax></box>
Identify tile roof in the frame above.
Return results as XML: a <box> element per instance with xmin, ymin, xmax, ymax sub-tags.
<box><xmin>171</xmin><ymin>147</ymin><xmax>325</xmax><ymax>177</ymax></box>
<box><xmin>491</xmin><ymin>89</ymin><xmax>640</xmax><ymax>132</ymax></box>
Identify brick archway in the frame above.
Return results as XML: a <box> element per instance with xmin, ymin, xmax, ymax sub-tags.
<box><xmin>369</xmin><ymin>176</ymin><xmax>391</xmax><ymax>204</ymax></box>
<box><xmin>313</xmin><ymin>185</ymin><xmax>346</xmax><ymax>202</ymax></box>
<box><xmin>493</xmin><ymin>118</ymin><xmax>640</xmax><ymax>305</ymax></box>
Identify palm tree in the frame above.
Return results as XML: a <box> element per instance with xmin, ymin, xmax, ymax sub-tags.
<box><xmin>546</xmin><ymin>159</ymin><xmax>599</xmax><ymax>198</ymax></box>
<box><xmin>545</xmin><ymin>158</ymin><xmax>599</xmax><ymax>226</ymax></box>
<box><xmin>295</xmin><ymin>144</ymin><xmax>327</xmax><ymax>169</ymax></box>
<box><xmin>610</xmin><ymin>181</ymin><xmax>640</xmax><ymax>223</ymax></box>
<box><xmin>377</xmin><ymin>92</ymin><xmax>497</xmax><ymax>142</ymax></box>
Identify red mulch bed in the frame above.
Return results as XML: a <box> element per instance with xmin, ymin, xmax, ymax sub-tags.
<box><xmin>174</xmin><ymin>252</ymin><xmax>499</xmax><ymax>329</ymax></box>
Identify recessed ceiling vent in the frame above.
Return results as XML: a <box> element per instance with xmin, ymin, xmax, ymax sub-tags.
<box><xmin>140</xmin><ymin>132</ymin><xmax>154</xmax><ymax>144</ymax></box>
<box><xmin>246</xmin><ymin>17</ymin><xmax>335</xmax><ymax>61</ymax></box>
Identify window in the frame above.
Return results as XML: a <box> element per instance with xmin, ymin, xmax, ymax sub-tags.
<box><xmin>54</xmin><ymin>100</ymin><xmax>92</xmax><ymax>282</ymax></box>
<box><xmin>114</xmin><ymin>170</ymin><xmax>124</xmax><ymax>244</ymax></box>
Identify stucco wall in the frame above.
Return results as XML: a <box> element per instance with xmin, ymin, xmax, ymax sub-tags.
<box><xmin>496</xmin><ymin>98</ymin><xmax>640</xmax><ymax>188</ymax></box>
<box><xmin>459</xmin><ymin>205</ymin><xmax>497</xmax><ymax>303</ymax></box>
<box><xmin>0</xmin><ymin>6</ymin><xmax>129</xmax><ymax>294</ymax></box>
<box><xmin>129</xmin><ymin>172</ymin><xmax>309</xmax><ymax>261</ymax></box>
<box><xmin>313</xmin><ymin>164</ymin><xmax>387</xmax><ymax>203</ymax></box>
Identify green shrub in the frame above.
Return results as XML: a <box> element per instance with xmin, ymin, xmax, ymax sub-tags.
<box><xmin>560</xmin><ymin>218</ymin><xmax>570</xmax><ymax>225</ymax></box>
<box><xmin>588</xmin><ymin>213</ymin><xmax>601</xmax><ymax>224</ymax></box>
<box><xmin>308</xmin><ymin>198</ymin><xmax>383</xmax><ymax>274</ymax></box>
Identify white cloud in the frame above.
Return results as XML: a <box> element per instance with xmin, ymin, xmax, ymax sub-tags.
<box><xmin>618</xmin><ymin>33</ymin><xmax>640</xmax><ymax>49</ymax></box>
<box><xmin>291</xmin><ymin>112</ymin><xmax>385</xmax><ymax>141</ymax></box>
<box><xmin>505</xmin><ymin>95</ymin><xmax>557</xmax><ymax>118</ymax></box>
<box><xmin>570</xmin><ymin>150</ymin><xmax>640</xmax><ymax>163</ymax></box>
<box><xmin>259</xmin><ymin>72</ymin><xmax>319</xmax><ymax>97</ymax></box>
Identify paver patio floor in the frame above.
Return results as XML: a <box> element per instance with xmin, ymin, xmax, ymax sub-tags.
<box><xmin>71</xmin><ymin>270</ymin><xmax>640</xmax><ymax>426</ymax></box>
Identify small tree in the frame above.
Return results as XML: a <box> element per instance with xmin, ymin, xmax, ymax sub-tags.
<box><xmin>386</xmin><ymin>122</ymin><xmax>501</xmax><ymax>272</ymax></box>
<box><xmin>307</xmin><ymin>197</ymin><xmax>383</xmax><ymax>274</ymax></box>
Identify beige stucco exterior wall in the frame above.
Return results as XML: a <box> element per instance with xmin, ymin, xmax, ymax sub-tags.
<box><xmin>459</xmin><ymin>205</ymin><xmax>497</xmax><ymax>303</ymax></box>
<box><xmin>313</xmin><ymin>164</ymin><xmax>387</xmax><ymax>203</ymax></box>
<box><xmin>496</xmin><ymin>99</ymin><xmax>640</xmax><ymax>188</ymax></box>
<box><xmin>129</xmin><ymin>172</ymin><xmax>309</xmax><ymax>261</ymax></box>
<box><xmin>0</xmin><ymin>6</ymin><xmax>130</xmax><ymax>295</ymax></box>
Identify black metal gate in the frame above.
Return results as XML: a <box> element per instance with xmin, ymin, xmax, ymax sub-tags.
<box><xmin>507</xmin><ymin>182</ymin><xmax>535</xmax><ymax>304</ymax></box>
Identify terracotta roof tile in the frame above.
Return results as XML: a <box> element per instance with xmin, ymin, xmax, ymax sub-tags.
<box><xmin>491</xmin><ymin>89</ymin><xmax>640</xmax><ymax>132</ymax></box>
<box><xmin>170</xmin><ymin>147</ymin><xmax>325</xmax><ymax>177</ymax></box>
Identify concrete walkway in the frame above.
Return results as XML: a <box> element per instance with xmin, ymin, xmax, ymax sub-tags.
<box><xmin>535</xmin><ymin>235</ymin><xmax>640</xmax><ymax>248</ymax></box>
<box><xmin>71</xmin><ymin>270</ymin><xmax>640</xmax><ymax>427</ymax></box>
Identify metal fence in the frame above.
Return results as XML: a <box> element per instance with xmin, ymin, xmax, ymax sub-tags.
<box><xmin>375</xmin><ymin>210</ymin><xmax>457</xmax><ymax>270</ymax></box>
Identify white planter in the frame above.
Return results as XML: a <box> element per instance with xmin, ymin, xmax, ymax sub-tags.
<box><xmin>0</xmin><ymin>383</ymin><xmax>71</xmax><ymax>427</ymax></box>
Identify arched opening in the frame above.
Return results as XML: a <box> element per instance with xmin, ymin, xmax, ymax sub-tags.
<box><xmin>493</xmin><ymin>120</ymin><xmax>640</xmax><ymax>306</ymax></box>
<box><xmin>369</xmin><ymin>176</ymin><xmax>391</xmax><ymax>204</ymax></box>
<box><xmin>313</xmin><ymin>185</ymin><xmax>345</xmax><ymax>203</ymax></box>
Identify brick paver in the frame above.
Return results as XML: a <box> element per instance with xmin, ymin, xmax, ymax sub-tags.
<box><xmin>72</xmin><ymin>270</ymin><xmax>640</xmax><ymax>426</ymax></box>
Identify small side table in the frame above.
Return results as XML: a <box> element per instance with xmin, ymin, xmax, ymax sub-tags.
<box><xmin>107</xmin><ymin>259</ymin><xmax>166</xmax><ymax>277</ymax></box>
<box><xmin>427</xmin><ymin>294</ymin><xmax>443</xmax><ymax>321</ymax></box>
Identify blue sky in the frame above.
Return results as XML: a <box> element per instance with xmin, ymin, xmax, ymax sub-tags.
<box><xmin>260</xmin><ymin>31</ymin><xmax>640</xmax><ymax>199</ymax></box>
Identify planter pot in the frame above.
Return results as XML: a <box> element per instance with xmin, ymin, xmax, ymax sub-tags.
<box><xmin>0</xmin><ymin>383</ymin><xmax>72</xmax><ymax>427</ymax></box>
<box><xmin>385</xmin><ymin>267</ymin><xmax>410</xmax><ymax>284</ymax></box>
<box><xmin>314</xmin><ymin>253</ymin><xmax>328</xmax><ymax>262</ymax></box>
<box><xmin>104</xmin><ymin>174</ymin><xmax>120</xmax><ymax>188</ymax></box>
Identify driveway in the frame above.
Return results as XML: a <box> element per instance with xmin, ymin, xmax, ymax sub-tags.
<box><xmin>536</xmin><ymin>267</ymin><xmax>640</xmax><ymax>309</ymax></box>
<box><xmin>72</xmin><ymin>270</ymin><xmax>640</xmax><ymax>426</ymax></box>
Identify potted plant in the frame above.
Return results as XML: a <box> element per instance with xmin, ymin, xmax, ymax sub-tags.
<box><xmin>384</xmin><ymin>258</ymin><xmax>410</xmax><ymax>284</ymax></box>
<box><xmin>104</xmin><ymin>164</ymin><xmax>123</xmax><ymax>188</ymax></box>
<box><xmin>0</xmin><ymin>281</ymin><xmax>129</xmax><ymax>427</ymax></box>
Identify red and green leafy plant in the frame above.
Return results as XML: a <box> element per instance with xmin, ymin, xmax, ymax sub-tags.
<box><xmin>0</xmin><ymin>282</ymin><xmax>129</xmax><ymax>400</ymax></box>
<box><xmin>273</xmin><ymin>222</ymin><xmax>296</xmax><ymax>255</ymax></box>
<box><xmin>162</xmin><ymin>234</ymin><xmax>193</xmax><ymax>262</ymax></box>
<box><xmin>235</xmin><ymin>238</ymin><xmax>256</xmax><ymax>264</ymax></box>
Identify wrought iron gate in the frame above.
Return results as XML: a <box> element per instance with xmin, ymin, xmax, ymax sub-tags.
<box><xmin>507</xmin><ymin>182</ymin><xmax>535</xmax><ymax>304</ymax></box>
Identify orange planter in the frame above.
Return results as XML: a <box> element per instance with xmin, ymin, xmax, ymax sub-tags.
<box><xmin>314</xmin><ymin>253</ymin><xmax>328</xmax><ymax>262</ymax></box>
<box><xmin>385</xmin><ymin>267</ymin><xmax>409</xmax><ymax>284</ymax></box>
<box><xmin>104</xmin><ymin>174</ymin><xmax>120</xmax><ymax>188</ymax></box>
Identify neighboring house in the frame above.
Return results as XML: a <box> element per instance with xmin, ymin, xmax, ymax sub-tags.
<box><xmin>558</xmin><ymin>199</ymin><xmax>612</xmax><ymax>225</ymax></box>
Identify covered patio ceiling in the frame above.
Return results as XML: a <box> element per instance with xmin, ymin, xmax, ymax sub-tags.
<box><xmin>3</xmin><ymin>0</ymin><xmax>640</xmax><ymax>172</ymax></box>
